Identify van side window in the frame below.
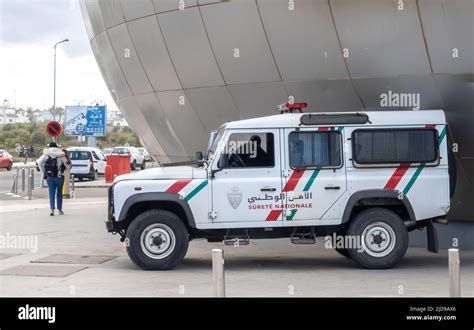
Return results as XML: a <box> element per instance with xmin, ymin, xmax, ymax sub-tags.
<box><xmin>221</xmin><ymin>132</ymin><xmax>274</xmax><ymax>168</ymax></box>
<box><xmin>92</xmin><ymin>151</ymin><xmax>100</xmax><ymax>161</ymax></box>
<box><xmin>289</xmin><ymin>131</ymin><xmax>342</xmax><ymax>168</ymax></box>
<box><xmin>352</xmin><ymin>128</ymin><xmax>438</xmax><ymax>165</ymax></box>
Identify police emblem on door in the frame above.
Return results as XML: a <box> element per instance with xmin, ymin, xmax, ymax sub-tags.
<box><xmin>227</xmin><ymin>186</ymin><xmax>242</xmax><ymax>209</ymax></box>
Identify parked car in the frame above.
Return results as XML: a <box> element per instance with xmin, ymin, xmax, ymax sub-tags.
<box><xmin>137</xmin><ymin>148</ymin><xmax>151</xmax><ymax>162</ymax></box>
<box><xmin>106</xmin><ymin>105</ymin><xmax>454</xmax><ymax>270</ymax></box>
<box><xmin>0</xmin><ymin>150</ymin><xmax>13</xmax><ymax>171</ymax></box>
<box><xmin>67</xmin><ymin>147</ymin><xmax>107</xmax><ymax>181</ymax></box>
<box><xmin>112</xmin><ymin>147</ymin><xmax>145</xmax><ymax>170</ymax></box>
<box><xmin>101</xmin><ymin>148</ymin><xmax>113</xmax><ymax>158</ymax></box>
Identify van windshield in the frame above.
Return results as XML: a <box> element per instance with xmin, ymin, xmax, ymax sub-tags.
<box><xmin>68</xmin><ymin>151</ymin><xmax>92</xmax><ymax>160</ymax></box>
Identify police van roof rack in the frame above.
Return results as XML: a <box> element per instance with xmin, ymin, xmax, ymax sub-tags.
<box><xmin>300</xmin><ymin>113</ymin><xmax>370</xmax><ymax>126</ymax></box>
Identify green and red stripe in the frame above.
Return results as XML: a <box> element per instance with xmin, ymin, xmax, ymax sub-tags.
<box><xmin>166</xmin><ymin>179</ymin><xmax>192</xmax><ymax>193</ymax></box>
<box><xmin>384</xmin><ymin>163</ymin><xmax>410</xmax><ymax>190</ymax></box>
<box><xmin>265</xmin><ymin>127</ymin><xmax>342</xmax><ymax>221</ymax></box>
<box><xmin>165</xmin><ymin>179</ymin><xmax>208</xmax><ymax>201</ymax></box>
<box><xmin>384</xmin><ymin>124</ymin><xmax>446</xmax><ymax>194</ymax></box>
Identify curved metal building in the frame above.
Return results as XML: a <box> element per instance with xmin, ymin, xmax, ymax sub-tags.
<box><xmin>80</xmin><ymin>0</ymin><xmax>473</xmax><ymax>221</ymax></box>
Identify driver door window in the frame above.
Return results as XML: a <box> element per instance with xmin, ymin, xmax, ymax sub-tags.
<box><xmin>220</xmin><ymin>133</ymin><xmax>275</xmax><ymax>168</ymax></box>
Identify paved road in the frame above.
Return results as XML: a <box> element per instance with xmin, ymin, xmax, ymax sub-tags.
<box><xmin>0</xmin><ymin>197</ymin><xmax>473</xmax><ymax>297</ymax></box>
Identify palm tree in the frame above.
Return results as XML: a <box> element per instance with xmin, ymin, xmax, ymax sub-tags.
<box><xmin>26</xmin><ymin>107</ymin><xmax>36</xmax><ymax>123</ymax></box>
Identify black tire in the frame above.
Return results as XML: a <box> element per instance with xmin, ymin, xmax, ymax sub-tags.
<box><xmin>90</xmin><ymin>170</ymin><xmax>98</xmax><ymax>181</ymax></box>
<box><xmin>78</xmin><ymin>177</ymin><xmax>84</xmax><ymax>182</ymax></box>
<box><xmin>335</xmin><ymin>247</ymin><xmax>351</xmax><ymax>259</ymax></box>
<box><xmin>140</xmin><ymin>161</ymin><xmax>146</xmax><ymax>170</ymax></box>
<box><xmin>6</xmin><ymin>162</ymin><xmax>12</xmax><ymax>171</ymax></box>
<box><xmin>131</xmin><ymin>160</ymin><xmax>137</xmax><ymax>171</ymax></box>
<box><xmin>346</xmin><ymin>208</ymin><xmax>408</xmax><ymax>269</ymax></box>
<box><xmin>126</xmin><ymin>209</ymin><xmax>189</xmax><ymax>270</ymax></box>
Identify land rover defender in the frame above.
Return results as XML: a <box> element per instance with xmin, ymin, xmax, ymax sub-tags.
<box><xmin>106</xmin><ymin>104</ymin><xmax>454</xmax><ymax>270</ymax></box>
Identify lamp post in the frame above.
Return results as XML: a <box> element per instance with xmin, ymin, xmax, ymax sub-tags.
<box><xmin>52</xmin><ymin>38</ymin><xmax>69</xmax><ymax>122</ymax></box>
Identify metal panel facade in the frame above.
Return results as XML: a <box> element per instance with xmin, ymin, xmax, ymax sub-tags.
<box><xmin>80</xmin><ymin>0</ymin><xmax>473</xmax><ymax>220</ymax></box>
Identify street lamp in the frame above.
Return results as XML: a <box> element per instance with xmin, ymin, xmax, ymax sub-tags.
<box><xmin>52</xmin><ymin>38</ymin><xmax>69</xmax><ymax>121</ymax></box>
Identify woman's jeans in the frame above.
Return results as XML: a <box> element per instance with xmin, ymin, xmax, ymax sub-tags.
<box><xmin>46</xmin><ymin>176</ymin><xmax>64</xmax><ymax>210</ymax></box>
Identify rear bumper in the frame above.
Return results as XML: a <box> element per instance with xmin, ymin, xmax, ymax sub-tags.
<box><xmin>71</xmin><ymin>167</ymin><xmax>95</xmax><ymax>178</ymax></box>
<box><xmin>72</xmin><ymin>173</ymin><xmax>94</xmax><ymax>179</ymax></box>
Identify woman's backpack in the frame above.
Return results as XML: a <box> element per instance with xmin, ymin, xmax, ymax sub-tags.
<box><xmin>44</xmin><ymin>157</ymin><xmax>58</xmax><ymax>177</ymax></box>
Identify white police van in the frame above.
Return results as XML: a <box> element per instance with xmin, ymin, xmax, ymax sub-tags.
<box><xmin>106</xmin><ymin>103</ymin><xmax>455</xmax><ymax>270</ymax></box>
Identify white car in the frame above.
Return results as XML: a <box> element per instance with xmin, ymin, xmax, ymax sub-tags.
<box><xmin>106</xmin><ymin>104</ymin><xmax>454</xmax><ymax>270</ymax></box>
<box><xmin>67</xmin><ymin>147</ymin><xmax>107</xmax><ymax>181</ymax></box>
<box><xmin>112</xmin><ymin>147</ymin><xmax>145</xmax><ymax>170</ymax></box>
<box><xmin>137</xmin><ymin>148</ymin><xmax>151</xmax><ymax>162</ymax></box>
<box><xmin>101</xmin><ymin>148</ymin><xmax>113</xmax><ymax>158</ymax></box>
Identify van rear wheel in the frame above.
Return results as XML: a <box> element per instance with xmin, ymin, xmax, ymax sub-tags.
<box><xmin>126</xmin><ymin>209</ymin><xmax>189</xmax><ymax>270</ymax></box>
<box><xmin>346</xmin><ymin>208</ymin><xmax>408</xmax><ymax>269</ymax></box>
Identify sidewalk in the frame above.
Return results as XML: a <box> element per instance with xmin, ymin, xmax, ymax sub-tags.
<box><xmin>1</xmin><ymin>197</ymin><xmax>473</xmax><ymax>297</ymax></box>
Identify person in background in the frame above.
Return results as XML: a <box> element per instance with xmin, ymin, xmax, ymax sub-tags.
<box><xmin>36</xmin><ymin>142</ymin><xmax>71</xmax><ymax>216</ymax></box>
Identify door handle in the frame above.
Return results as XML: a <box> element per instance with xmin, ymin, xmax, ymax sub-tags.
<box><xmin>325</xmin><ymin>186</ymin><xmax>340</xmax><ymax>190</ymax></box>
<box><xmin>261</xmin><ymin>188</ymin><xmax>276</xmax><ymax>192</ymax></box>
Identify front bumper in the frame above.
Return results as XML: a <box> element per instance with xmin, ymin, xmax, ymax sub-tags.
<box><xmin>106</xmin><ymin>185</ymin><xmax>116</xmax><ymax>232</ymax></box>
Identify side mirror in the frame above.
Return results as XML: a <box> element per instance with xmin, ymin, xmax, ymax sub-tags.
<box><xmin>217</xmin><ymin>154</ymin><xmax>228</xmax><ymax>169</ymax></box>
<box><xmin>195</xmin><ymin>151</ymin><xmax>203</xmax><ymax>161</ymax></box>
<box><xmin>210</xmin><ymin>154</ymin><xmax>227</xmax><ymax>179</ymax></box>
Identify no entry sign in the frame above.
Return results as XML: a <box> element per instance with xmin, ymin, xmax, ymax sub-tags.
<box><xmin>46</xmin><ymin>120</ymin><xmax>62</xmax><ymax>137</ymax></box>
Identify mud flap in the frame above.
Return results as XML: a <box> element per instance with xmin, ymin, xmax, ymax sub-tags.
<box><xmin>426</xmin><ymin>219</ymin><xmax>439</xmax><ymax>253</ymax></box>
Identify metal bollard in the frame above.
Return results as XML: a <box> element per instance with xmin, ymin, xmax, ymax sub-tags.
<box><xmin>448</xmin><ymin>248</ymin><xmax>460</xmax><ymax>297</ymax></box>
<box><xmin>31</xmin><ymin>168</ymin><xmax>35</xmax><ymax>190</ymax></box>
<box><xmin>212</xmin><ymin>249</ymin><xmax>226</xmax><ymax>297</ymax></box>
<box><xmin>21</xmin><ymin>168</ymin><xmax>26</xmax><ymax>191</ymax></box>
<box><xmin>27</xmin><ymin>172</ymin><xmax>33</xmax><ymax>200</ymax></box>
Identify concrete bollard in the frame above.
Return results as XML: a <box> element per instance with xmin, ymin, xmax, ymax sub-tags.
<box><xmin>448</xmin><ymin>248</ymin><xmax>460</xmax><ymax>297</ymax></box>
<box><xmin>212</xmin><ymin>249</ymin><xmax>225</xmax><ymax>297</ymax></box>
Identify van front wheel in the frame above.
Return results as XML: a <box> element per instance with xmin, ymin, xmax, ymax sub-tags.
<box><xmin>346</xmin><ymin>208</ymin><xmax>408</xmax><ymax>269</ymax></box>
<box><xmin>126</xmin><ymin>209</ymin><xmax>189</xmax><ymax>270</ymax></box>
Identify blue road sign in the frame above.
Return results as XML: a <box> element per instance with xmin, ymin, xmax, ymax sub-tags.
<box><xmin>64</xmin><ymin>105</ymin><xmax>107</xmax><ymax>137</ymax></box>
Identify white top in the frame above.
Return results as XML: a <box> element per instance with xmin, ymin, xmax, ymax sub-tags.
<box><xmin>225</xmin><ymin>110</ymin><xmax>446</xmax><ymax>129</ymax></box>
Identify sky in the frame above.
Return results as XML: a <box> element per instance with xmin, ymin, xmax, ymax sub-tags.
<box><xmin>0</xmin><ymin>0</ymin><xmax>116</xmax><ymax>110</ymax></box>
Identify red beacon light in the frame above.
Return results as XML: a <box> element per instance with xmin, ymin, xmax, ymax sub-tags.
<box><xmin>275</xmin><ymin>102</ymin><xmax>308</xmax><ymax>114</ymax></box>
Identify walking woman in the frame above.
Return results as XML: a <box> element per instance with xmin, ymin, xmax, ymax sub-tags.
<box><xmin>36</xmin><ymin>142</ymin><xmax>71</xmax><ymax>216</ymax></box>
